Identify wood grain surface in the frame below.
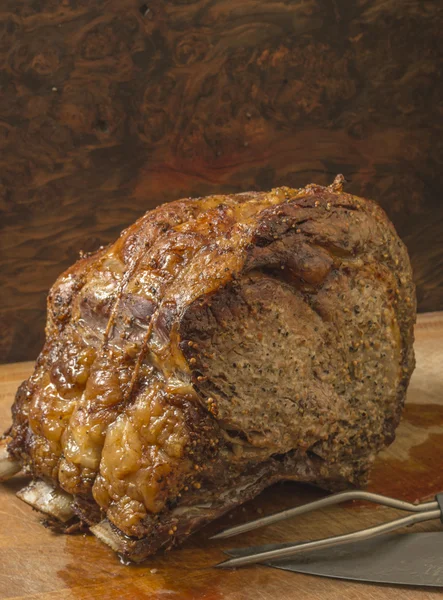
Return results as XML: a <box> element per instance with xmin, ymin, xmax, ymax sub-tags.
<box><xmin>0</xmin><ymin>0</ymin><xmax>442</xmax><ymax>363</ymax></box>
<box><xmin>0</xmin><ymin>311</ymin><xmax>443</xmax><ymax>599</ymax></box>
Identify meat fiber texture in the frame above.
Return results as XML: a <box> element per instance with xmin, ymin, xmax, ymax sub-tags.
<box><xmin>2</xmin><ymin>176</ymin><xmax>416</xmax><ymax>561</ymax></box>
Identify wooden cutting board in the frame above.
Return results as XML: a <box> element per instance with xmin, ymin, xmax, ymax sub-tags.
<box><xmin>1</xmin><ymin>312</ymin><xmax>443</xmax><ymax>600</ymax></box>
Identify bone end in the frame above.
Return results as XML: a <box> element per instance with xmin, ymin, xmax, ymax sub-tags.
<box><xmin>0</xmin><ymin>441</ymin><xmax>21</xmax><ymax>482</ymax></box>
<box><xmin>17</xmin><ymin>480</ymin><xmax>75</xmax><ymax>522</ymax></box>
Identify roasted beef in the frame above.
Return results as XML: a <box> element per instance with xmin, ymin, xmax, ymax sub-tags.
<box><xmin>0</xmin><ymin>176</ymin><xmax>416</xmax><ymax>561</ymax></box>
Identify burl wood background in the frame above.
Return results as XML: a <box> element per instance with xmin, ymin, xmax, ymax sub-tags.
<box><xmin>0</xmin><ymin>0</ymin><xmax>442</xmax><ymax>363</ymax></box>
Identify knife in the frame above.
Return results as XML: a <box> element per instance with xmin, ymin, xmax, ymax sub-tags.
<box><xmin>226</xmin><ymin>533</ymin><xmax>443</xmax><ymax>587</ymax></box>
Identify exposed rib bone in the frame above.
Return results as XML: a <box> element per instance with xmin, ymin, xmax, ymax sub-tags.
<box><xmin>91</xmin><ymin>519</ymin><xmax>151</xmax><ymax>563</ymax></box>
<box><xmin>0</xmin><ymin>440</ymin><xmax>21</xmax><ymax>481</ymax></box>
<box><xmin>17</xmin><ymin>480</ymin><xmax>75</xmax><ymax>522</ymax></box>
<box><xmin>91</xmin><ymin>519</ymin><xmax>126</xmax><ymax>554</ymax></box>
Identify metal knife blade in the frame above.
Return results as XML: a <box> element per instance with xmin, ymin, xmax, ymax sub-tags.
<box><xmin>226</xmin><ymin>533</ymin><xmax>443</xmax><ymax>587</ymax></box>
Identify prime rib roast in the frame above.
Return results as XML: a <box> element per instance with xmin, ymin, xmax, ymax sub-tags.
<box><xmin>0</xmin><ymin>176</ymin><xmax>416</xmax><ymax>562</ymax></box>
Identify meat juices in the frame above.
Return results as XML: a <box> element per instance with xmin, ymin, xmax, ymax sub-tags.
<box><xmin>1</xmin><ymin>176</ymin><xmax>416</xmax><ymax>561</ymax></box>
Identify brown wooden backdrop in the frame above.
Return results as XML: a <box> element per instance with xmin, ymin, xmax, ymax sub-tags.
<box><xmin>0</xmin><ymin>0</ymin><xmax>442</xmax><ymax>363</ymax></box>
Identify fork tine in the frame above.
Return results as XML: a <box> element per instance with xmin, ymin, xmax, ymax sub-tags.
<box><xmin>211</xmin><ymin>490</ymin><xmax>438</xmax><ymax>540</ymax></box>
<box><xmin>215</xmin><ymin>508</ymin><xmax>441</xmax><ymax>568</ymax></box>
